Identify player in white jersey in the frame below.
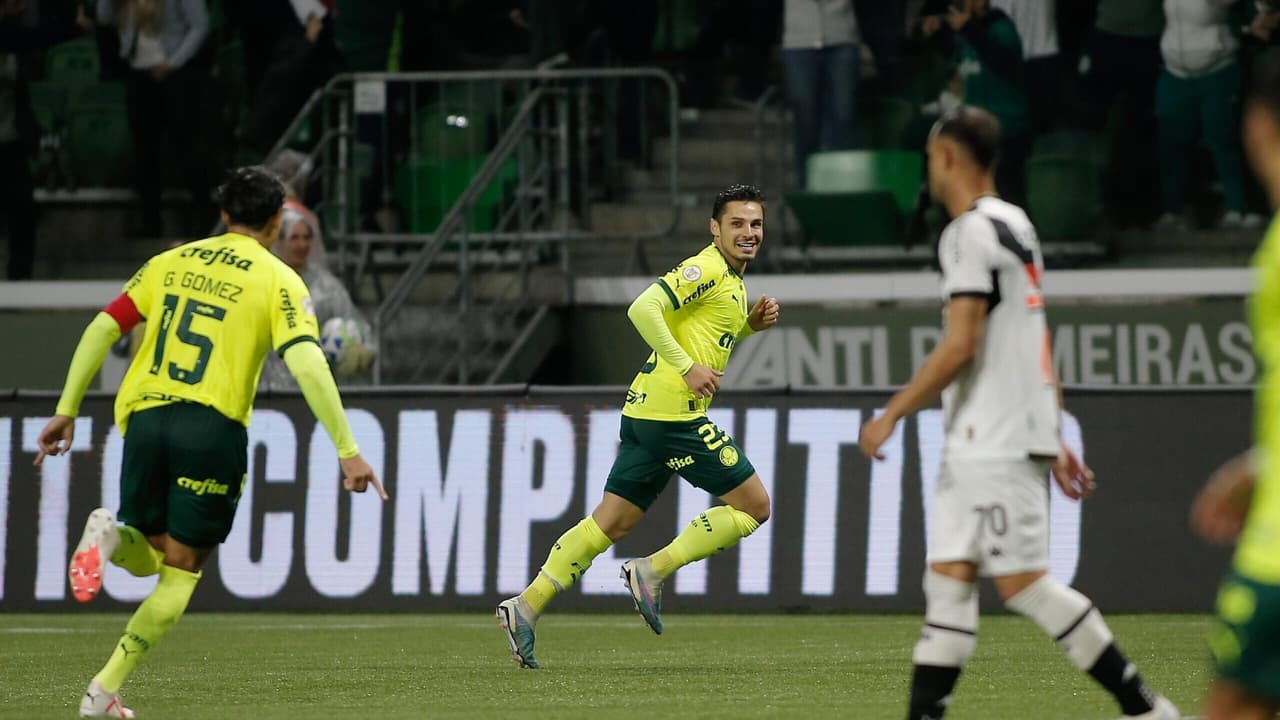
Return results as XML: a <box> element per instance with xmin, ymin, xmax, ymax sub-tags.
<box><xmin>858</xmin><ymin>106</ymin><xmax>1177</xmax><ymax>720</ymax></box>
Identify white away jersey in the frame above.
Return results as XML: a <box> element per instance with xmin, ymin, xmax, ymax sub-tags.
<box><xmin>937</xmin><ymin>196</ymin><xmax>1060</xmax><ymax>460</ymax></box>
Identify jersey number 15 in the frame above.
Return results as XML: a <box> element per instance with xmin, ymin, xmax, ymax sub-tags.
<box><xmin>149</xmin><ymin>293</ymin><xmax>226</xmax><ymax>385</ymax></box>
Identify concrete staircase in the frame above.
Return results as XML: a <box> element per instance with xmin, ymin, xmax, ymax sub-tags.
<box><xmin>571</xmin><ymin>107</ymin><xmax>796</xmax><ymax>276</ymax></box>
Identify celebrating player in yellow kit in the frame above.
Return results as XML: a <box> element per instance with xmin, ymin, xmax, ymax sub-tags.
<box><xmin>1193</xmin><ymin>51</ymin><xmax>1280</xmax><ymax>720</ymax></box>
<box><xmin>497</xmin><ymin>184</ymin><xmax>780</xmax><ymax>669</ymax></box>
<box><xmin>34</xmin><ymin>167</ymin><xmax>386</xmax><ymax>718</ymax></box>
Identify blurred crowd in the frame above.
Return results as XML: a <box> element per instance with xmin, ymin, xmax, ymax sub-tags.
<box><xmin>3</xmin><ymin>0</ymin><xmax>1279</xmax><ymax>282</ymax></box>
<box><xmin>778</xmin><ymin>0</ymin><xmax>1278</xmax><ymax>232</ymax></box>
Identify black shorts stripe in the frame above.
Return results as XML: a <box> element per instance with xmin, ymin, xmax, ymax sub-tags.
<box><xmin>1055</xmin><ymin>605</ymin><xmax>1095</xmax><ymax>642</ymax></box>
<box><xmin>926</xmin><ymin>621</ymin><xmax>977</xmax><ymax>637</ymax></box>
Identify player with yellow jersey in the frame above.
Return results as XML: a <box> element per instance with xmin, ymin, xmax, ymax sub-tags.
<box><xmin>34</xmin><ymin>167</ymin><xmax>386</xmax><ymax>718</ymax></box>
<box><xmin>497</xmin><ymin>184</ymin><xmax>780</xmax><ymax>669</ymax></box>
<box><xmin>1193</xmin><ymin>53</ymin><xmax>1280</xmax><ymax>720</ymax></box>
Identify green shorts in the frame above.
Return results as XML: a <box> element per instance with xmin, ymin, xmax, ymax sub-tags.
<box><xmin>118</xmin><ymin>402</ymin><xmax>248</xmax><ymax>548</ymax></box>
<box><xmin>604</xmin><ymin>415</ymin><xmax>756</xmax><ymax>511</ymax></box>
<box><xmin>1211</xmin><ymin>570</ymin><xmax>1280</xmax><ymax>701</ymax></box>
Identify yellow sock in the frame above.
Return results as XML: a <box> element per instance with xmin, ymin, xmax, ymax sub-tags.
<box><xmin>94</xmin><ymin>565</ymin><xmax>201</xmax><ymax>692</ymax></box>
<box><xmin>520</xmin><ymin>516</ymin><xmax>612</xmax><ymax>615</ymax></box>
<box><xmin>650</xmin><ymin>505</ymin><xmax>760</xmax><ymax>579</ymax></box>
<box><xmin>111</xmin><ymin>525</ymin><xmax>163</xmax><ymax>577</ymax></box>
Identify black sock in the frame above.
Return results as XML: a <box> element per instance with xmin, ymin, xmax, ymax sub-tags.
<box><xmin>1087</xmin><ymin>644</ymin><xmax>1157</xmax><ymax>716</ymax></box>
<box><xmin>907</xmin><ymin>664</ymin><xmax>962</xmax><ymax>720</ymax></box>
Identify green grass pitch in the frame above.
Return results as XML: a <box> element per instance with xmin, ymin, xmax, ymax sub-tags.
<box><xmin>1</xmin><ymin>613</ymin><xmax>1211</xmax><ymax>719</ymax></box>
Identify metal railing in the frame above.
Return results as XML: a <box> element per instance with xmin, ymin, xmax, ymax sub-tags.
<box><xmin>264</xmin><ymin>66</ymin><xmax>681</xmax><ymax>384</ymax></box>
<box><xmin>751</xmin><ymin>85</ymin><xmax>797</xmax><ymax>263</ymax></box>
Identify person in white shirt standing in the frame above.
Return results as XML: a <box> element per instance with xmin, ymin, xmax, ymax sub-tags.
<box><xmin>782</xmin><ymin>0</ymin><xmax>860</xmax><ymax>186</ymax></box>
<box><xmin>97</xmin><ymin>0</ymin><xmax>210</xmax><ymax>236</ymax></box>
<box><xmin>858</xmin><ymin>105</ymin><xmax>1178</xmax><ymax>720</ymax></box>
<box><xmin>1157</xmin><ymin>0</ymin><xmax>1263</xmax><ymax>230</ymax></box>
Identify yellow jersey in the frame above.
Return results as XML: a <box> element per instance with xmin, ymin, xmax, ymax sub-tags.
<box><xmin>623</xmin><ymin>244</ymin><xmax>751</xmax><ymax>422</ymax></box>
<box><xmin>114</xmin><ymin>233</ymin><xmax>319</xmax><ymax>434</ymax></box>
<box><xmin>1239</xmin><ymin>214</ymin><xmax>1280</xmax><ymax>582</ymax></box>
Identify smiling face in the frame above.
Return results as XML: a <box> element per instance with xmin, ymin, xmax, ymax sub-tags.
<box><xmin>710</xmin><ymin>200</ymin><xmax>765</xmax><ymax>271</ymax></box>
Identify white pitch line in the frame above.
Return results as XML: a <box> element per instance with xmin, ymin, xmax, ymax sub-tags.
<box><xmin>0</xmin><ymin>627</ymin><xmax>92</xmax><ymax>634</ymax></box>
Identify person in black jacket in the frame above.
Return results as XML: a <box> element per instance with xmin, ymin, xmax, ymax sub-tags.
<box><xmin>0</xmin><ymin>0</ymin><xmax>92</xmax><ymax>279</ymax></box>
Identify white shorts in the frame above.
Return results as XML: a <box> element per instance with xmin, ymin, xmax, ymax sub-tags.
<box><xmin>928</xmin><ymin>456</ymin><xmax>1053</xmax><ymax>577</ymax></box>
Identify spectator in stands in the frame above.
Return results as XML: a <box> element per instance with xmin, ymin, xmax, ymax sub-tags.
<box><xmin>992</xmin><ymin>0</ymin><xmax>1061</xmax><ymax>133</ymax></box>
<box><xmin>237</xmin><ymin>1</ymin><xmax>339</xmax><ymax>159</ymax></box>
<box><xmin>0</xmin><ymin>0</ymin><xmax>91</xmax><ymax>279</ymax></box>
<box><xmin>97</xmin><ymin>0</ymin><xmax>211</xmax><ymax>237</ymax></box>
<box><xmin>1157</xmin><ymin>0</ymin><xmax>1262</xmax><ymax>229</ymax></box>
<box><xmin>259</xmin><ymin>208</ymin><xmax>375</xmax><ymax>390</ymax></box>
<box><xmin>783</xmin><ymin>0</ymin><xmax>860</xmax><ymax>187</ymax></box>
<box><xmin>1080</xmin><ymin>0</ymin><xmax>1163</xmax><ymax>228</ymax></box>
<box><xmin>921</xmin><ymin>0</ymin><xmax>1030</xmax><ymax>206</ymax></box>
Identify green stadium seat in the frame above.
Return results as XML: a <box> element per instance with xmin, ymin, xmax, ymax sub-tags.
<box><xmin>45</xmin><ymin>37</ymin><xmax>99</xmax><ymax>82</ymax></box>
<box><xmin>394</xmin><ymin>155</ymin><xmax>516</xmax><ymax>234</ymax></box>
<box><xmin>808</xmin><ymin>150</ymin><xmax>922</xmax><ymax>212</ymax></box>
<box><xmin>436</xmin><ymin>81</ymin><xmax>504</xmax><ymax>117</ymax></box>
<box><xmin>417</xmin><ymin>105</ymin><xmax>493</xmax><ymax>159</ymax></box>
<box><xmin>786</xmin><ymin>191</ymin><xmax>903</xmax><ymax>247</ymax></box>
<box><xmin>67</xmin><ymin>103</ymin><xmax>132</xmax><ymax>186</ymax></box>
<box><xmin>1032</xmin><ymin>130</ymin><xmax>1105</xmax><ymax>167</ymax></box>
<box><xmin>1026</xmin><ymin>153</ymin><xmax>1099</xmax><ymax>242</ymax></box>
<box><xmin>786</xmin><ymin>150</ymin><xmax>923</xmax><ymax>247</ymax></box>
<box><xmin>68</xmin><ymin>81</ymin><xmax>126</xmax><ymax>110</ymax></box>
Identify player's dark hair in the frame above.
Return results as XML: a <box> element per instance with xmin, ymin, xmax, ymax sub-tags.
<box><xmin>215</xmin><ymin>166</ymin><xmax>286</xmax><ymax>230</ymax></box>
<box><xmin>1249</xmin><ymin>49</ymin><xmax>1280</xmax><ymax>123</ymax></box>
<box><xmin>711</xmin><ymin>184</ymin><xmax>765</xmax><ymax>221</ymax></box>
<box><xmin>932</xmin><ymin>106</ymin><xmax>1002</xmax><ymax>171</ymax></box>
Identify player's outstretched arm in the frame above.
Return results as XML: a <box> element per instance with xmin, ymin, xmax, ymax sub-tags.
<box><xmin>859</xmin><ymin>296</ymin><xmax>987</xmax><ymax>460</ymax></box>
<box><xmin>35</xmin><ymin>312</ymin><xmax>125</xmax><ymax>466</ymax></box>
<box><xmin>282</xmin><ymin>340</ymin><xmax>387</xmax><ymax>499</ymax></box>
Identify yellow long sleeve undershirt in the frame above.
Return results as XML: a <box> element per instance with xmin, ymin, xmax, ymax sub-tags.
<box><xmin>627</xmin><ymin>283</ymin><xmax>694</xmax><ymax>375</ymax></box>
<box><xmin>282</xmin><ymin>340</ymin><xmax>360</xmax><ymax>458</ymax></box>
<box><xmin>55</xmin><ymin>312</ymin><xmax>122</xmax><ymax>417</ymax></box>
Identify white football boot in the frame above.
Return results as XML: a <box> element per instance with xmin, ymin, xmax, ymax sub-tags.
<box><xmin>69</xmin><ymin>508</ymin><xmax>119</xmax><ymax>603</ymax></box>
<box><xmin>79</xmin><ymin>680</ymin><xmax>135</xmax><ymax>718</ymax></box>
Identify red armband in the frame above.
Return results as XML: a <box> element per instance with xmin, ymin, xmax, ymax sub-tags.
<box><xmin>103</xmin><ymin>293</ymin><xmax>143</xmax><ymax>333</ymax></box>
